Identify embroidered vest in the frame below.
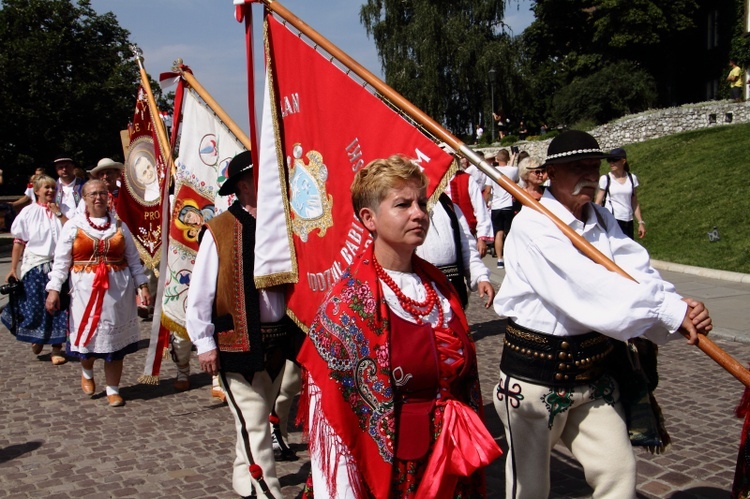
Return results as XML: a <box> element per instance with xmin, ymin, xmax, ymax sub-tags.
<box><xmin>206</xmin><ymin>204</ymin><xmax>264</xmax><ymax>373</ymax></box>
<box><xmin>71</xmin><ymin>227</ymin><xmax>127</xmax><ymax>273</ymax></box>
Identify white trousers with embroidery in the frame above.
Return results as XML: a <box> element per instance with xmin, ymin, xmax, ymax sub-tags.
<box><xmin>493</xmin><ymin>369</ymin><xmax>636</xmax><ymax>499</ymax></box>
<box><xmin>223</xmin><ymin>369</ymin><xmax>285</xmax><ymax>498</ymax></box>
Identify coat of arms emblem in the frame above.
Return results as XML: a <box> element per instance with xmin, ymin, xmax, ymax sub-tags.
<box><xmin>288</xmin><ymin>143</ymin><xmax>333</xmax><ymax>241</ymax></box>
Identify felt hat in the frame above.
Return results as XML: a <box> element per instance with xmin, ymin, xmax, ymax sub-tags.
<box><xmin>543</xmin><ymin>130</ymin><xmax>613</xmax><ymax>166</ymax></box>
<box><xmin>90</xmin><ymin>157</ymin><xmax>124</xmax><ymax>176</ymax></box>
<box><xmin>53</xmin><ymin>155</ymin><xmax>76</xmax><ymax>167</ymax></box>
<box><xmin>218</xmin><ymin>150</ymin><xmax>253</xmax><ymax>196</ymax></box>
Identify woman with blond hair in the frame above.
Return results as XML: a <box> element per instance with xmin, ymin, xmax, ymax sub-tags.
<box><xmin>45</xmin><ymin>180</ymin><xmax>151</xmax><ymax>407</ymax></box>
<box><xmin>1</xmin><ymin>174</ymin><xmax>68</xmax><ymax>363</ymax></box>
<box><xmin>298</xmin><ymin>154</ymin><xmax>501</xmax><ymax>498</ymax></box>
<box><xmin>517</xmin><ymin>156</ymin><xmax>547</xmax><ymax>202</ymax></box>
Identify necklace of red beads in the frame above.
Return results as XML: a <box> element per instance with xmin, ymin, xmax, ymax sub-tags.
<box><xmin>373</xmin><ymin>258</ymin><xmax>443</xmax><ymax>326</ymax></box>
<box><xmin>85</xmin><ymin>211</ymin><xmax>111</xmax><ymax>231</ymax></box>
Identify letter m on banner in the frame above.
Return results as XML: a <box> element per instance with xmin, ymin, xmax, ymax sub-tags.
<box><xmin>252</xmin><ymin>11</ymin><xmax>456</xmax><ymax>329</ymax></box>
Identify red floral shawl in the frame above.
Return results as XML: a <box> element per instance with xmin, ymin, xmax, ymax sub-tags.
<box><xmin>298</xmin><ymin>244</ymin><xmax>484</xmax><ymax>498</ymax></box>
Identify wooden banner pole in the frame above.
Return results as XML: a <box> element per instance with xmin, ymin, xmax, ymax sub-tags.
<box><xmin>257</xmin><ymin>0</ymin><xmax>750</xmax><ymax>387</ymax></box>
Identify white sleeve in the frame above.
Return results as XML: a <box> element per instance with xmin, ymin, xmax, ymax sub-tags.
<box><xmin>46</xmin><ymin>220</ymin><xmax>78</xmax><ymax>292</ymax></box>
<box><xmin>120</xmin><ymin>223</ymin><xmax>149</xmax><ymax>287</ymax></box>
<box><xmin>454</xmin><ymin>205</ymin><xmax>491</xmax><ymax>290</ymax></box>
<box><xmin>186</xmin><ymin>230</ymin><xmax>219</xmax><ymax>354</ymax></box>
<box><xmin>499</xmin><ymin>210</ymin><xmax>686</xmax><ymax>343</ymax></box>
<box><xmin>10</xmin><ymin>206</ymin><xmax>30</xmax><ymax>242</ymax></box>
<box><xmin>468</xmin><ymin>177</ymin><xmax>493</xmax><ymax>239</ymax></box>
<box><xmin>307</xmin><ymin>374</ymin><xmax>358</xmax><ymax>499</ymax></box>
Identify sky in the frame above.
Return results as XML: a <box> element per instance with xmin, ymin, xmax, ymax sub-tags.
<box><xmin>89</xmin><ymin>0</ymin><xmax>535</xmax><ymax>133</ymax></box>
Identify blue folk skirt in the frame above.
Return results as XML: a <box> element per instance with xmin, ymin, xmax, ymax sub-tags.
<box><xmin>1</xmin><ymin>263</ymin><xmax>68</xmax><ymax>345</ymax></box>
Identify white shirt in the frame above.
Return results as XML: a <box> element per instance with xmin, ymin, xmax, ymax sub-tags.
<box><xmin>58</xmin><ymin>181</ymin><xmax>79</xmax><ymax>217</ymax></box>
<box><xmin>488</xmin><ymin>165</ymin><xmax>518</xmax><ymax>210</ymax></box>
<box><xmin>599</xmin><ymin>172</ymin><xmax>639</xmax><ymax>221</ymax></box>
<box><xmin>11</xmin><ymin>204</ymin><xmax>64</xmax><ymax>278</ymax></box>
<box><xmin>23</xmin><ymin>185</ymin><xmax>36</xmax><ymax>203</ymax></box>
<box><xmin>494</xmin><ymin>189</ymin><xmax>686</xmax><ymax>344</ymax></box>
<box><xmin>464</xmin><ymin>164</ymin><xmax>488</xmax><ymax>191</ymax></box>
<box><xmin>185</xmin><ymin>224</ymin><xmax>285</xmax><ymax>355</ymax></box>
<box><xmin>416</xmin><ymin>201</ymin><xmax>491</xmax><ymax>291</ymax></box>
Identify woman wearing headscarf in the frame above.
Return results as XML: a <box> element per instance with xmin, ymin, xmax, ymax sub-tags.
<box><xmin>298</xmin><ymin>155</ymin><xmax>501</xmax><ymax>498</ymax></box>
<box><xmin>45</xmin><ymin>179</ymin><xmax>151</xmax><ymax>407</ymax></box>
<box><xmin>1</xmin><ymin>174</ymin><xmax>68</xmax><ymax>363</ymax></box>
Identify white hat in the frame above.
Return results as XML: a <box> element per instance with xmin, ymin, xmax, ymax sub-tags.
<box><xmin>90</xmin><ymin>157</ymin><xmax>124</xmax><ymax>176</ymax></box>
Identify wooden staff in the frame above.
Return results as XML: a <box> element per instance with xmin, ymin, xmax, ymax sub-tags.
<box><xmin>257</xmin><ymin>0</ymin><xmax>750</xmax><ymax>387</ymax></box>
<box><xmin>173</xmin><ymin>63</ymin><xmax>253</xmax><ymax>152</ymax></box>
<box><xmin>132</xmin><ymin>47</ymin><xmax>175</xmax><ymax>175</ymax></box>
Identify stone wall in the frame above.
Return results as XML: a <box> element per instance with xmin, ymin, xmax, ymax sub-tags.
<box><xmin>476</xmin><ymin>100</ymin><xmax>750</xmax><ymax>160</ymax></box>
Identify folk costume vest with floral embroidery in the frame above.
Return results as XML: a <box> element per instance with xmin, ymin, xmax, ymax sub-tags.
<box><xmin>205</xmin><ymin>202</ymin><xmax>264</xmax><ymax>374</ymax></box>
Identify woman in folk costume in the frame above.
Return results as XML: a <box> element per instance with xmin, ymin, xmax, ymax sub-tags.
<box><xmin>45</xmin><ymin>180</ymin><xmax>151</xmax><ymax>407</ymax></box>
<box><xmin>298</xmin><ymin>155</ymin><xmax>501</xmax><ymax>498</ymax></box>
<box><xmin>1</xmin><ymin>174</ymin><xmax>68</xmax><ymax>363</ymax></box>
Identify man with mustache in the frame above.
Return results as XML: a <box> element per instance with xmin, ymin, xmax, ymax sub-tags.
<box><xmin>492</xmin><ymin>130</ymin><xmax>713</xmax><ymax>498</ymax></box>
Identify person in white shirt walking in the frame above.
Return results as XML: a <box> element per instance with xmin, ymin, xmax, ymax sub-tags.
<box><xmin>594</xmin><ymin>147</ymin><xmax>646</xmax><ymax>239</ymax></box>
<box><xmin>492</xmin><ymin>130</ymin><xmax>712</xmax><ymax>499</ymax></box>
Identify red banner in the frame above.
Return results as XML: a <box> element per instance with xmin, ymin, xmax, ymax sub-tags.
<box><xmin>118</xmin><ymin>85</ymin><xmax>167</xmax><ymax>269</ymax></box>
<box><xmin>262</xmin><ymin>15</ymin><xmax>454</xmax><ymax>328</ymax></box>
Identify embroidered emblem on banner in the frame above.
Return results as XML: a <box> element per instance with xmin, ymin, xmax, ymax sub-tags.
<box><xmin>288</xmin><ymin>143</ymin><xmax>333</xmax><ymax>242</ymax></box>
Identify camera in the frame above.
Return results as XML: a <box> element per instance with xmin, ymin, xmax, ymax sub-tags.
<box><xmin>0</xmin><ymin>277</ymin><xmax>20</xmax><ymax>295</ymax></box>
<box><xmin>511</xmin><ymin>145</ymin><xmax>519</xmax><ymax>154</ymax></box>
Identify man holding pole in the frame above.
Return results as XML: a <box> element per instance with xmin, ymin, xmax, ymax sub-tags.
<box><xmin>186</xmin><ymin>151</ymin><xmax>289</xmax><ymax>499</ymax></box>
<box><xmin>492</xmin><ymin>130</ymin><xmax>712</xmax><ymax>499</ymax></box>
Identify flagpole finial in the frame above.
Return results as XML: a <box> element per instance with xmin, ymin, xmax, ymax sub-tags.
<box><xmin>172</xmin><ymin>58</ymin><xmax>184</xmax><ymax>72</ymax></box>
<box><xmin>130</xmin><ymin>45</ymin><xmax>144</xmax><ymax>66</ymax></box>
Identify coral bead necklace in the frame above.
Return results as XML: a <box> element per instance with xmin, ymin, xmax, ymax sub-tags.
<box><xmin>373</xmin><ymin>258</ymin><xmax>443</xmax><ymax>326</ymax></box>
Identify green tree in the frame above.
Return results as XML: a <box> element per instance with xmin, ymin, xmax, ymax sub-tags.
<box><xmin>360</xmin><ymin>0</ymin><xmax>514</xmax><ymax>137</ymax></box>
<box><xmin>522</xmin><ymin>0</ymin><xmax>699</xmax><ymax>125</ymax></box>
<box><xmin>0</xmin><ymin>0</ymin><xmax>138</xmax><ymax>191</ymax></box>
<box><xmin>552</xmin><ymin>61</ymin><xmax>658</xmax><ymax>125</ymax></box>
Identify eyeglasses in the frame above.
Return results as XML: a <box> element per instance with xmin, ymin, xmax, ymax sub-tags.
<box><xmin>607</xmin><ymin>158</ymin><xmax>624</xmax><ymax>163</ymax></box>
<box><xmin>86</xmin><ymin>191</ymin><xmax>109</xmax><ymax>198</ymax></box>
<box><xmin>530</xmin><ymin>169</ymin><xmax>545</xmax><ymax>175</ymax></box>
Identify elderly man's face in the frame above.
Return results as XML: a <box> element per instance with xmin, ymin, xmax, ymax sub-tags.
<box><xmin>97</xmin><ymin>168</ymin><xmax>121</xmax><ymax>191</ymax></box>
<box><xmin>548</xmin><ymin>159</ymin><xmax>601</xmax><ymax>208</ymax></box>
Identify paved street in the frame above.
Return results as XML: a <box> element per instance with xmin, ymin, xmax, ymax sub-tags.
<box><xmin>0</xmin><ymin>240</ymin><xmax>749</xmax><ymax>498</ymax></box>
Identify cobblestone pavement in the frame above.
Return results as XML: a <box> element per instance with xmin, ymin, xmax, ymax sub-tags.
<box><xmin>0</xmin><ymin>253</ymin><xmax>749</xmax><ymax>497</ymax></box>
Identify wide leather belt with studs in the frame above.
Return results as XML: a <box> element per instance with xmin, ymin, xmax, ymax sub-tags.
<box><xmin>500</xmin><ymin>320</ymin><xmax>614</xmax><ymax>387</ymax></box>
<box><xmin>437</xmin><ymin>264</ymin><xmax>460</xmax><ymax>280</ymax></box>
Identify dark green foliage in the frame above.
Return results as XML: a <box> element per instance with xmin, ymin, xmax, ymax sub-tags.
<box><xmin>360</xmin><ymin>0</ymin><xmax>512</xmax><ymax>135</ymax></box>
<box><xmin>0</xmin><ymin>0</ymin><xmax>138</xmax><ymax>191</ymax></box>
<box><xmin>552</xmin><ymin>61</ymin><xmax>658</xmax><ymax>125</ymax></box>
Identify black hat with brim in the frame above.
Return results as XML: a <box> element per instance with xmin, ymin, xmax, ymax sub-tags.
<box><xmin>218</xmin><ymin>150</ymin><xmax>253</xmax><ymax>196</ymax></box>
<box><xmin>543</xmin><ymin>130</ymin><xmax>613</xmax><ymax>166</ymax></box>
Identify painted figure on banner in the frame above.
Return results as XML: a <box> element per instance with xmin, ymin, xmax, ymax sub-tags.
<box><xmin>149</xmin><ymin>85</ymin><xmax>245</xmax><ymax>397</ymax></box>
